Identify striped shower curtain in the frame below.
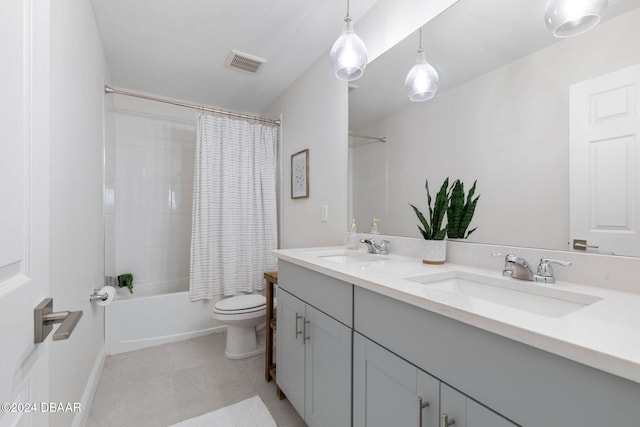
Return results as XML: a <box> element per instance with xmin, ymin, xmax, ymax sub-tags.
<box><xmin>189</xmin><ymin>113</ymin><xmax>278</xmax><ymax>300</ymax></box>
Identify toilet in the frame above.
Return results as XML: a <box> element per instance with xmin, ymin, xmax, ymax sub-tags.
<box><xmin>213</xmin><ymin>294</ymin><xmax>267</xmax><ymax>359</ymax></box>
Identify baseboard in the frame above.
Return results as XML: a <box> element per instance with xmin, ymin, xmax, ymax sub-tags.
<box><xmin>71</xmin><ymin>344</ymin><xmax>105</xmax><ymax>427</ymax></box>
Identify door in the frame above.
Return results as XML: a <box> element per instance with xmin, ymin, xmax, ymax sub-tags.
<box><xmin>570</xmin><ymin>65</ymin><xmax>640</xmax><ymax>256</ymax></box>
<box><xmin>353</xmin><ymin>333</ymin><xmax>439</xmax><ymax>427</ymax></box>
<box><xmin>0</xmin><ymin>0</ymin><xmax>51</xmax><ymax>426</ymax></box>
<box><xmin>276</xmin><ymin>288</ymin><xmax>306</xmax><ymax>417</ymax></box>
<box><xmin>304</xmin><ymin>305</ymin><xmax>351</xmax><ymax>427</ymax></box>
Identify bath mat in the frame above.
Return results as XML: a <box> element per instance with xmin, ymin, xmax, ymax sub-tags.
<box><xmin>170</xmin><ymin>395</ymin><xmax>276</xmax><ymax>427</ymax></box>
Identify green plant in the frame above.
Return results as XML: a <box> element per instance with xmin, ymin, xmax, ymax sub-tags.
<box><xmin>117</xmin><ymin>273</ymin><xmax>134</xmax><ymax>294</ymax></box>
<box><xmin>409</xmin><ymin>178</ymin><xmax>450</xmax><ymax>240</ymax></box>
<box><xmin>447</xmin><ymin>179</ymin><xmax>479</xmax><ymax>239</ymax></box>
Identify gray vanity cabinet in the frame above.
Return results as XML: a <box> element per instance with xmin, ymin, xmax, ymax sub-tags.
<box><xmin>353</xmin><ymin>332</ymin><xmax>439</xmax><ymax>427</ymax></box>
<box><xmin>276</xmin><ymin>261</ymin><xmax>353</xmax><ymax>427</ymax></box>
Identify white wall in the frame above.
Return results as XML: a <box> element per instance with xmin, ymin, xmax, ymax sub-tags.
<box><xmin>263</xmin><ymin>54</ymin><xmax>349</xmax><ymax>248</ymax></box>
<box><xmin>49</xmin><ymin>1</ymin><xmax>110</xmax><ymax>425</ymax></box>
<box><xmin>355</xmin><ymin>8</ymin><xmax>640</xmax><ymax>250</ymax></box>
<box><xmin>105</xmin><ymin>95</ymin><xmax>196</xmax><ymax>294</ymax></box>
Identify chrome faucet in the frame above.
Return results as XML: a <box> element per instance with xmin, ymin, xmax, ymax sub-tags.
<box><xmin>497</xmin><ymin>253</ymin><xmax>572</xmax><ymax>284</ymax></box>
<box><xmin>503</xmin><ymin>254</ymin><xmax>535</xmax><ymax>281</ymax></box>
<box><xmin>360</xmin><ymin>238</ymin><xmax>390</xmax><ymax>255</ymax></box>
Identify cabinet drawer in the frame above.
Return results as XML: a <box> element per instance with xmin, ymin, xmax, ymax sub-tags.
<box><xmin>278</xmin><ymin>260</ymin><xmax>352</xmax><ymax>327</ymax></box>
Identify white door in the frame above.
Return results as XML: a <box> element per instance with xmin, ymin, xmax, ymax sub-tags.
<box><xmin>570</xmin><ymin>65</ymin><xmax>640</xmax><ymax>256</ymax></box>
<box><xmin>0</xmin><ymin>1</ymin><xmax>51</xmax><ymax>426</ymax></box>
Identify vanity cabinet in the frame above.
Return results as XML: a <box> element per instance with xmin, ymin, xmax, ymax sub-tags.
<box><xmin>276</xmin><ymin>259</ymin><xmax>640</xmax><ymax>427</ymax></box>
<box><xmin>353</xmin><ymin>332</ymin><xmax>439</xmax><ymax>427</ymax></box>
<box><xmin>354</xmin><ymin>285</ymin><xmax>640</xmax><ymax>427</ymax></box>
<box><xmin>276</xmin><ymin>261</ymin><xmax>352</xmax><ymax>427</ymax></box>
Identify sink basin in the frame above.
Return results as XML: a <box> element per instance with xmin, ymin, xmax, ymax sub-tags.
<box><xmin>303</xmin><ymin>249</ymin><xmax>389</xmax><ymax>264</ymax></box>
<box><xmin>404</xmin><ymin>272</ymin><xmax>601</xmax><ymax>317</ymax></box>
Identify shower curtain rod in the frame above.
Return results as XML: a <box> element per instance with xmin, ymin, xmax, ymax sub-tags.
<box><xmin>349</xmin><ymin>132</ymin><xmax>386</xmax><ymax>143</ymax></box>
<box><xmin>104</xmin><ymin>85</ymin><xmax>281</xmax><ymax>126</ymax></box>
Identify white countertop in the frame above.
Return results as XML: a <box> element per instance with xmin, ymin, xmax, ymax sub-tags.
<box><xmin>274</xmin><ymin>246</ymin><xmax>640</xmax><ymax>385</ymax></box>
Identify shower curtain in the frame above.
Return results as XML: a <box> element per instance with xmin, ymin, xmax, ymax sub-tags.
<box><xmin>189</xmin><ymin>113</ymin><xmax>278</xmax><ymax>300</ymax></box>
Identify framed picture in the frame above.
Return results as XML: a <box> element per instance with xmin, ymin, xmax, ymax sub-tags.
<box><xmin>291</xmin><ymin>149</ymin><xmax>309</xmax><ymax>199</ymax></box>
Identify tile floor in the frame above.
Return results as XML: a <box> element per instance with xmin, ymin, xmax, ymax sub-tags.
<box><xmin>87</xmin><ymin>332</ymin><xmax>306</xmax><ymax>427</ymax></box>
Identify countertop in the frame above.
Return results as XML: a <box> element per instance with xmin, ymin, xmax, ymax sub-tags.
<box><xmin>274</xmin><ymin>246</ymin><xmax>640</xmax><ymax>385</ymax></box>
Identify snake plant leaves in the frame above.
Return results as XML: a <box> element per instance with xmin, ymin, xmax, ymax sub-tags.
<box><xmin>410</xmin><ymin>178</ymin><xmax>449</xmax><ymax>240</ymax></box>
<box><xmin>447</xmin><ymin>179</ymin><xmax>479</xmax><ymax>239</ymax></box>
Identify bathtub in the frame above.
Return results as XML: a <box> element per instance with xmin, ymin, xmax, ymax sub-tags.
<box><xmin>105</xmin><ymin>280</ymin><xmax>224</xmax><ymax>354</ymax></box>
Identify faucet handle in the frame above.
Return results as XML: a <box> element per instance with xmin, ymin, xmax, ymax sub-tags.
<box><xmin>535</xmin><ymin>258</ymin><xmax>572</xmax><ymax>283</ymax></box>
<box><xmin>379</xmin><ymin>240</ymin><xmax>390</xmax><ymax>254</ymax></box>
<box><xmin>492</xmin><ymin>252</ymin><xmax>515</xmax><ymax>277</ymax></box>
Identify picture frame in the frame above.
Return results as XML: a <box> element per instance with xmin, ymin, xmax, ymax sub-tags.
<box><xmin>291</xmin><ymin>149</ymin><xmax>309</xmax><ymax>199</ymax></box>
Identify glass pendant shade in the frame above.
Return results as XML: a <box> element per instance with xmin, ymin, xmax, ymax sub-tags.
<box><xmin>330</xmin><ymin>17</ymin><xmax>368</xmax><ymax>81</ymax></box>
<box><xmin>544</xmin><ymin>0</ymin><xmax>609</xmax><ymax>38</ymax></box>
<box><xmin>405</xmin><ymin>49</ymin><xmax>439</xmax><ymax>102</ymax></box>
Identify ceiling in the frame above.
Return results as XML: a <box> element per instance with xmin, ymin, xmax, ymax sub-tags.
<box><xmin>90</xmin><ymin>0</ymin><xmax>378</xmax><ymax>115</ymax></box>
<box><xmin>349</xmin><ymin>0</ymin><xmax>640</xmax><ymax>130</ymax></box>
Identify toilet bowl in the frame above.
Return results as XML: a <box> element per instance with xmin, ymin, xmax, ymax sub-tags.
<box><xmin>213</xmin><ymin>294</ymin><xmax>266</xmax><ymax>359</ymax></box>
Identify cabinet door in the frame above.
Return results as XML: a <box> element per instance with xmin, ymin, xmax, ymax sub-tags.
<box><xmin>354</xmin><ymin>333</ymin><xmax>439</xmax><ymax>427</ymax></box>
<box><xmin>304</xmin><ymin>304</ymin><xmax>352</xmax><ymax>427</ymax></box>
<box><xmin>276</xmin><ymin>288</ymin><xmax>306</xmax><ymax>417</ymax></box>
<box><xmin>441</xmin><ymin>384</ymin><xmax>518</xmax><ymax>427</ymax></box>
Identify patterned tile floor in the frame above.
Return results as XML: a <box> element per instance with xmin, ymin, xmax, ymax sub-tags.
<box><xmin>87</xmin><ymin>332</ymin><xmax>305</xmax><ymax>427</ymax></box>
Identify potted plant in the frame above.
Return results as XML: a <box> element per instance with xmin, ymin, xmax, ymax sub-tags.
<box><xmin>409</xmin><ymin>178</ymin><xmax>450</xmax><ymax>264</ymax></box>
<box><xmin>447</xmin><ymin>179</ymin><xmax>480</xmax><ymax>239</ymax></box>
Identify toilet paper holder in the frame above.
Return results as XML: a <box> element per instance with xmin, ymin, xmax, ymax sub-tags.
<box><xmin>89</xmin><ymin>288</ymin><xmax>110</xmax><ymax>302</ymax></box>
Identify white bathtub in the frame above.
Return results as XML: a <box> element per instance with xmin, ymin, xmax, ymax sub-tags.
<box><xmin>105</xmin><ymin>280</ymin><xmax>224</xmax><ymax>355</ymax></box>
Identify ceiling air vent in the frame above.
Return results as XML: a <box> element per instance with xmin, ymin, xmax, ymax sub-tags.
<box><xmin>224</xmin><ymin>50</ymin><xmax>267</xmax><ymax>74</ymax></box>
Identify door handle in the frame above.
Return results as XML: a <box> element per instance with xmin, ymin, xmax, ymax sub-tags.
<box><xmin>441</xmin><ymin>414</ymin><xmax>455</xmax><ymax>427</ymax></box>
<box><xmin>34</xmin><ymin>298</ymin><xmax>83</xmax><ymax>343</ymax></box>
<box><xmin>417</xmin><ymin>396</ymin><xmax>430</xmax><ymax>426</ymax></box>
<box><xmin>295</xmin><ymin>313</ymin><xmax>303</xmax><ymax>339</ymax></box>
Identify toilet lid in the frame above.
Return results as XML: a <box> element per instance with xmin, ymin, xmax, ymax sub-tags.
<box><xmin>214</xmin><ymin>294</ymin><xmax>266</xmax><ymax>312</ymax></box>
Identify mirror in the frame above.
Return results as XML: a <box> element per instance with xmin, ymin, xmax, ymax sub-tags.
<box><xmin>349</xmin><ymin>0</ymin><xmax>640</xmax><ymax>256</ymax></box>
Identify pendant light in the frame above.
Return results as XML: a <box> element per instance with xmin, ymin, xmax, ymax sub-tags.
<box><xmin>405</xmin><ymin>28</ymin><xmax>439</xmax><ymax>102</ymax></box>
<box><xmin>544</xmin><ymin>0</ymin><xmax>609</xmax><ymax>38</ymax></box>
<box><xmin>330</xmin><ymin>0</ymin><xmax>368</xmax><ymax>81</ymax></box>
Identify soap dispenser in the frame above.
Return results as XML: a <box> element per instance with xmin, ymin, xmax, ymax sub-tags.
<box><xmin>370</xmin><ymin>218</ymin><xmax>380</xmax><ymax>234</ymax></box>
<box><xmin>347</xmin><ymin>218</ymin><xmax>359</xmax><ymax>249</ymax></box>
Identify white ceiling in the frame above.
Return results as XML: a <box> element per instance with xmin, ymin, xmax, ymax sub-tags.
<box><xmin>349</xmin><ymin>0</ymin><xmax>640</xmax><ymax>130</ymax></box>
<box><xmin>90</xmin><ymin>0</ymin><xmax>378</xmax><ymax>115</ymax></box>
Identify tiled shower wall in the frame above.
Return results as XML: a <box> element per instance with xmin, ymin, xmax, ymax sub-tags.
<box><xmin>105</xmin><ymin>108</ymin><xmax>196</xmax><ymax>293</ymax></box>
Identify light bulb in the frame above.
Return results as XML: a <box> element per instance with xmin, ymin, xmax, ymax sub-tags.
<box><xmin>544</xmin><ymin>0</ymin><xmax>609</xmax><ymax>38</ymax></box>
<box><xmin>405</xmin><ymin>49</ymin><xmax>439</xmax><ymax>102</ymax></box>
<box><xmin>330</xmin><ymin>17</ymin><xmax>368</xmax><ymax>81</ymax></box>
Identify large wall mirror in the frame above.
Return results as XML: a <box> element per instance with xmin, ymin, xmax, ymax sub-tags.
<box><xmin>349</xmin><ymin>0</ymin><xmax>640</xmax><ymax>257</ymax></box>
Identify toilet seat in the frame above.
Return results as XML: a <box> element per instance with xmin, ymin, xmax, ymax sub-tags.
<box><xmin>213</xmin><ymin>294</ymin><xmax>266</xmax><ymax>315</ymax></box>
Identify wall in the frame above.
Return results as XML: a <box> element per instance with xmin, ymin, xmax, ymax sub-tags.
<box><xmin>105</xmin><ymin>95</ymin><xmax>196</xmax><ymax>295</ymax></box>
<box><xmin>49</xmin><ymin>1</ymin><xmax>109</xmax><ymax>426</ymax></box>
<box><xmin>355</xmin><ymin>8</ymin><xmax>640</xmax><ymax>250</ymax></box>
<box><xmin>263</xmin><ymin>54</ymin><xmax>349</xmax><ymax>248</ymax></box>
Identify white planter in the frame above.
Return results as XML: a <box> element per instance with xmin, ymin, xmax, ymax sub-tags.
<box><xmin>422</xmin><ymin>239</ymin><xmax>447</xmax><ymax>265</ymax></box>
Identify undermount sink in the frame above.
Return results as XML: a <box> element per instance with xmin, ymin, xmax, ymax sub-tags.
<box><xmin>404</xmin><ymin>271</ymin><xmax>601</xmax><ymax>318</ymax></box>
<box><xmin>303</xmin><ymin>249</ymin><xmax>389</xmax><ymax>264</ymax></box>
